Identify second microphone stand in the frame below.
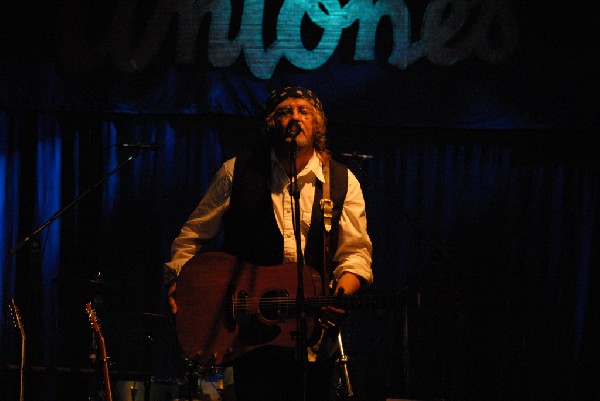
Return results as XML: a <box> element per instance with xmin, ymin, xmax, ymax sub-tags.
<box><xmin>10</xmin><ymin>149</ymin><xmax>144</xmax><ymax>254</ymax></box>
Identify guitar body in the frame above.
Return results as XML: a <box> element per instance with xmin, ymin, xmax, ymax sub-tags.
<box><xmin>175</xmin><ymin>252</ymin><xmax>323</xmax><ymax>365</ymax></box>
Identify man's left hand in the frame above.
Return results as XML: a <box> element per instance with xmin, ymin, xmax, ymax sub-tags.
<box><xmin>319</xmin><ymin>304</ymin><xmax>349</xmax><ymax>329</ymax></box>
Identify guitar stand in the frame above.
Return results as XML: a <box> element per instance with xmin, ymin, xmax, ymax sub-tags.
<box><xmin>335</xmin><ymin>330</ymin><xmax>353</xmax><ymax>400</ymax></box>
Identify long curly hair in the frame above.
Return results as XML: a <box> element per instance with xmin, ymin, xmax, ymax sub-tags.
<box><xmin>262</xmin><ymin>87</ymin><xmax>331</xmax><ymax>163</ymax></box>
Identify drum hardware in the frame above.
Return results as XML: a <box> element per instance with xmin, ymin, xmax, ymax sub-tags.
<box><xmin>198</xmin><ymin>366</ymin><xmax>223</xmax><ymax>401</ymax></box>
<box><xmin>129</xmin><ymin>381</ymin><xmax>139</xmax><ymax>401</ymax></box>
<box><xmin>113</xmin><ymin>378</ymin><xmax>183</xmax><ymax>401</ymax></box>
<box><xmin>183</xmin><ymin>358</ymin><xmax>224</xmax><ymax>401</ymax></box>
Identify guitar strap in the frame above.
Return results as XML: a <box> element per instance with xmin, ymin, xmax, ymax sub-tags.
<box><xmin>320</xmin><ymin>160</ymin><xmax>333</xmax><ymax>296</ymax></box>
<box><xmin>307</xmin><ymin>159</ymin><xmax>335</xmax><ymax>363</ymax></box>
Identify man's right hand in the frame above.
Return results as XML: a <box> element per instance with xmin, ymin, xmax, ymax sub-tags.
<box><xmin>168</xmin><ymin>282</ymin><xmax>177</xmax><ymax>314</ymax></box>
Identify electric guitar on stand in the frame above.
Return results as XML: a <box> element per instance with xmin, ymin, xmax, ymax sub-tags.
<box><xmin>8</xmin><ymin>299</ymin><xmax>25</xmax><ymax>401</ymax></box>
<box><xmin>86</xmin><ymin>302</ymin><xmax>114</xmax><ymax>401</ymax></box>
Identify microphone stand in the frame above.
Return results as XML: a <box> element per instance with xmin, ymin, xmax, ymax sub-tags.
<box><xmin>288</xmin><ymin>136</ymin><xmax>308</xmax><ymax>400</ymax></box>
<box><xmin>9</xmin><ymin>149</ymin><xmax>143</xmax><ymax>254</ymax></box>
<box><xmin>342</xmin><ymin>154</ymin><xmax>457</xmax><ymax>401</ymax></box>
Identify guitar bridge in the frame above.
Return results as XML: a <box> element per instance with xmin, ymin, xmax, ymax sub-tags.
<box><xmin>236</xmin><ymin>290</ymin><xmax>250</xmax><ymax>324</ymax></box>
<box><xmin>224</xmin><ymin>285</ymin><xmax>238</xmax><ymax>331</ymax></box>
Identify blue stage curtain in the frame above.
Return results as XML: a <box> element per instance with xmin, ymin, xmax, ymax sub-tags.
<box><xmin>1</xmin><ymin>111</ymin><xmax>598</xmax><ymax>401</ymax></box>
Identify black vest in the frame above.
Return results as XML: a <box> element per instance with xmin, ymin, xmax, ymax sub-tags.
<box><xmin>222</xmin><ymin>149</ymin><xmax>348</xmax><ymax>274</ymax></box>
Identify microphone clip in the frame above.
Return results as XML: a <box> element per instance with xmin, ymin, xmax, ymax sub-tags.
<box><xmin>120</xmin><ymin>142</ymin><xmax>158</xmax><ymax>151</ymax></box>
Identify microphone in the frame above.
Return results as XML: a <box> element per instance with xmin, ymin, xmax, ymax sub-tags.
<box><xmin>339</xmin><ymin>151</ymin><xmax>374</xmax><ymax>160</ymax></box>
<box><xmin>121</xmin><ymin>142</ymin><xmax>158</xmax><ymax>151</ymax></box>
<box><xmin>286</xmin><ymin>120</ymin><xmax>301</xmax><ymax>139</ymax></box>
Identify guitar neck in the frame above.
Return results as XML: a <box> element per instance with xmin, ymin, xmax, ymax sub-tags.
<box><xmin>19</xmin><ymin>335</ymin><xmax>25</xmax><ymax>401</ymax></box>
<box><xmin>98</xmin><ymin>336</ymin><xmax>113</xmax><ymax>401</ymax></box>
<box><xmin>308</xmin><ymin>293</ymin><xmax>407</xmax><ymax>311</ymax></box>
<box><xmin>262</xmin><ymin>293</ymin><xmax>410</xmax><ymax>313</ymax></box>
<box><xmin>86</xmin><ymin>302</ymin><xmax>113</xmax><ymax>401</ymax></box>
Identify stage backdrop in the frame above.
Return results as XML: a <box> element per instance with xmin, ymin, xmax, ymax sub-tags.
<box><xmin>1</xmin><ymin>1</ymin><xmax>598</xmax><ymax>401</ymax></box>
<box><xmin>1</xmin><ymin>0</ymin><xmax>598</xmax><ymax>128</ymax></box>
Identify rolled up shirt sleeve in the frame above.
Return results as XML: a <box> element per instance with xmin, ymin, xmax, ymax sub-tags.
<box><xmin>163</xmin><ymin>158</ymin><xmax>235</xmax><ymax>284</ymax></box>
<box><xmin>332</xmin><ymin>169</ymin><xmax>373</xmax><ymax>286</ymax></box>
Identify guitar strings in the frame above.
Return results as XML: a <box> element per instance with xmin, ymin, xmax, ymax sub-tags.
<box><xmin>229</xmin><ymin>295</ymin><xmax>394</xmax><ymax>307</ymax></box>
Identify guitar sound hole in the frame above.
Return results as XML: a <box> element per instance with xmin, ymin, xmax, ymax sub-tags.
<box><xmin>238</xmin><ymin>290</ymin><xmax>284</xmax><ymax>346</ymax></box>
<box><xmin>259</xmin><ymin>289</ymin><xmax>290</xmax><ymax>322</ymax></box>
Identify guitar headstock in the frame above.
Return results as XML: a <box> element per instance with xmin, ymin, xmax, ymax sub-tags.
<box><xmin>8</xmin><ymin>298</ymin><xmax>25</xmax><ymax>336</ymax></box>
<box><xmin>85</xmin><ymin>302</ymin><xmax>103</xmax><ymax>338</ymax></box>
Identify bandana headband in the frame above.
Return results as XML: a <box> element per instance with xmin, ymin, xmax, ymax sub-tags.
<box><xmin>265</xmin><ymin>86</ymin><xmax>323</xmax><ymax>116</ymax></box>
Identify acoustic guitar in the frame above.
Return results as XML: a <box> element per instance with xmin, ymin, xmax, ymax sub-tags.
<box><xmin>175</xmin><ymin>252</ymin><xmax>409</xmax><ymax>366</ymax></box>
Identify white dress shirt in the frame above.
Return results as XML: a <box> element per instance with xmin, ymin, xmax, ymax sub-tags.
<box><xmin>165</xmin><ymin>151</ymin><xmax>373</xmax><ymax>286</ymax></box>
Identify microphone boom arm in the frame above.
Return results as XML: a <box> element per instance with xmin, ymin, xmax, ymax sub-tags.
<box><xmin>9</xmin><ymin>151</ymin><xmax>142</xmax><ymax>254</ymax></box>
